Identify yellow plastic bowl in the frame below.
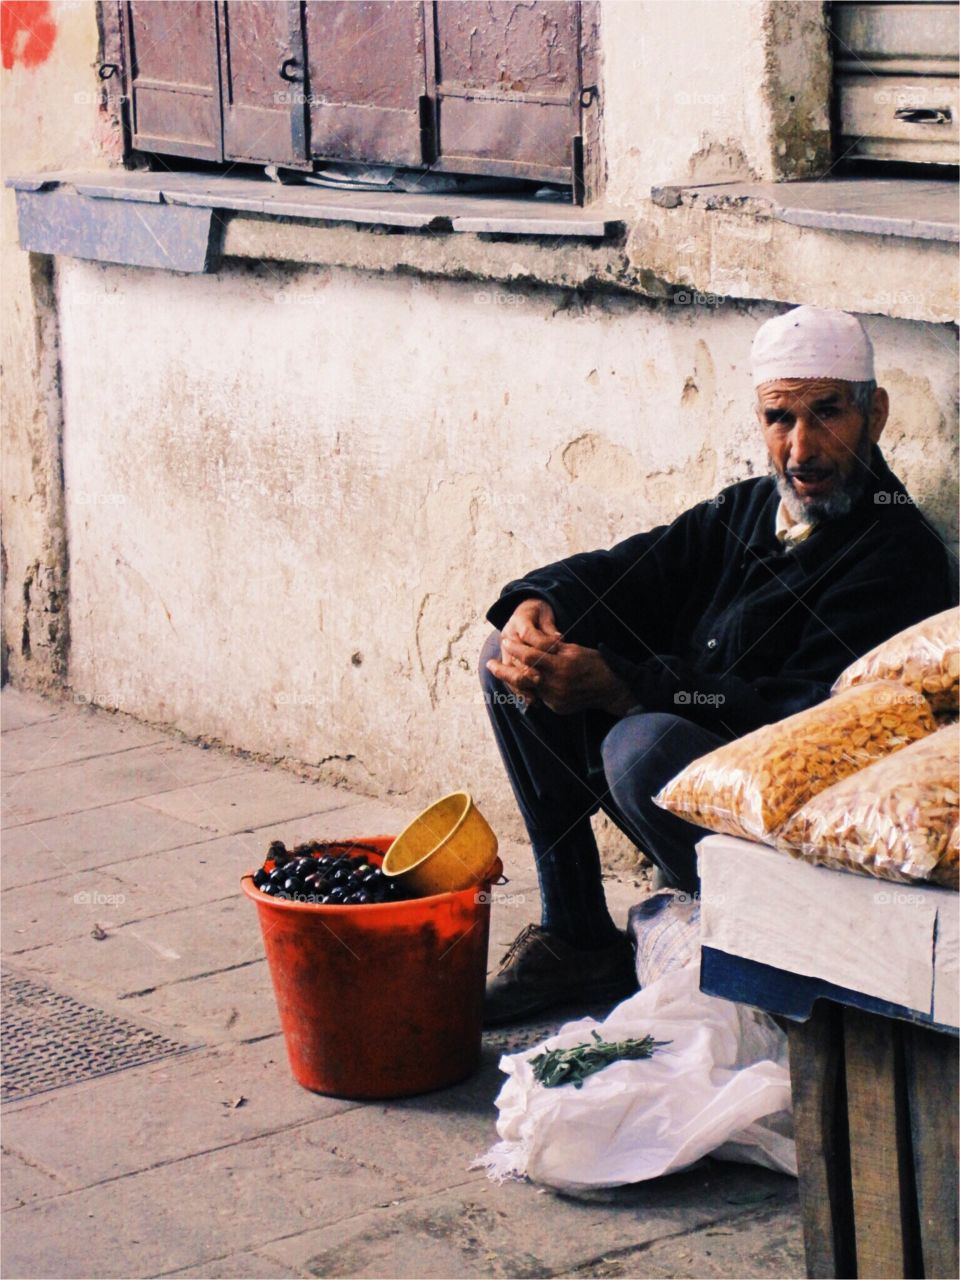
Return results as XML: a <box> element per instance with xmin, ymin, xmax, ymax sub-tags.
<box><xmin>382</xmin><ymin>791</ymin><xmax>499</xmax><ymax>896</ymax></box>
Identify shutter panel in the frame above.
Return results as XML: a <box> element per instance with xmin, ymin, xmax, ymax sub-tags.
<box><xmin>218</xmin><ymin>0</ymin><xmax>308</xmax><ymax>166</ymax></box>
<box><xmin>124</xmin><ymin>1</ymin><xmax>223</xmax><ymax>161</ymax></box>
<box><xmin>303</xmin><ymin>0</ymin><xmax>428</xmax><ymax>167</ymax></box>
<box><xmin>426</xmin><ymin>0</ymin><xmax>582</xmax><ymax>183</ymax></box>
<box><xmin>832</xmin><ymin>2</ymin><xmax>959</xmax><ymax>164</ymax></box>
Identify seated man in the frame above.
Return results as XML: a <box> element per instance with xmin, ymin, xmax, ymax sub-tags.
<box><xmin>480</xmin><ymin>305</ymin><xmax>956</xmax><ymax>1026</ymax></box>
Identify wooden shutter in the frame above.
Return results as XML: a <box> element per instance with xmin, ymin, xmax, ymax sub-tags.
<box><xmin>123</xmin><ymin>1</ymin><xmax>223</xmax><ymax>161</ymax></box>
<box><xmin>425</xmin><ymin>0</ymin><xmax>583</xmax><ymax>183</ymax></box>
<box><xmin>218</xmin><ymin>0</ymin><xmax>309</xmax><ymax>166</ymax></box>
<box><xmin>302</xmin><ymin>0</ymin><xmax>429</xmax><ymax>167</ymax></box>
<box><xmin>832</xmin><ymin>1</ymin><xmax>959</xmax><ymax>164</ymax></box>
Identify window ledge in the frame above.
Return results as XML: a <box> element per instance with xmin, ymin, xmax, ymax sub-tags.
<box><xmin>7</xmin><ymin>169</ymin><xmax>621</xmax><ymax>275</ymax></box>
<box><xmin>8</xmin><ymin>170</ymin><xmax>957</xmax><ymax>324</ymax></box>
<box><xmin>634</xmin><ymin>176</ymin><xmax>958</xmax><ymax>324</ymax></box>
<box><xmin>650</xmin><ymin>177</ymin><xmax>959</xmax><ymax>244</ymax></box>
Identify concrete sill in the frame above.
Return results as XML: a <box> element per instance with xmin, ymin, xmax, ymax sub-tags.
<box><xmin>650</xmin><ymin>177</ymin><xmax>959</xmax><ymax>244</ymax></box>
<box><xmin>7</xmin><ymin>169</ymin><xmax>621</xmax><ymax>275</ymax></box>
<box><xmin>634</xmin><ymin>176</ymin><xmax>958</xmax><ymax>323</ymax></box>
<box><xmin>8</xmin><ymin>170</ymin><xmax>957</xmax><ymax>324</ymax></box>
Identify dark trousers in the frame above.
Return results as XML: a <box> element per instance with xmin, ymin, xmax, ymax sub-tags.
<box><xmin>479</xmin><ymin>631</ymin><xmax>722</xmax><ymax>941</ymax></box>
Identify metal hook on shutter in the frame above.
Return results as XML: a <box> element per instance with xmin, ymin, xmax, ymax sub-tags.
<box><xmin>579</xmin><ymin>85</ymin><xmax>598</xmax><ymax>108</ymax></box>
<box><xmin>98</xmin><ymin>63</ymin><xmax>119</xmax><ymax>81</ymax></box>
<box><xmin>894</xmin><ymin>107</ymin><xmax>952</xmax><ymax>125</ymax></box>
<box><xmin>278</xmin><ymin>57</ymin><xmax>303</xmax><ymax>83</ymax></box>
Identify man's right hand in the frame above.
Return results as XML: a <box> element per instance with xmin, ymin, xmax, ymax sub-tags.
<box><xmin>488</xmin><ymin>598</ymin><xmax>563</xmax><ymax>708</ymax></box>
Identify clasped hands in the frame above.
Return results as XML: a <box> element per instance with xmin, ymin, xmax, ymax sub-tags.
<box><xmin>485</xmin><ymin>598</ymin><xmax>637</xmax><ymax>717</ymax></box>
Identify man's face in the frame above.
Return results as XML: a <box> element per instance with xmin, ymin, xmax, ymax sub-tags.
<box><xmin>756</xmin><ymin>377</ymin><xmax>888</xmax><ymax>523</ymax></box>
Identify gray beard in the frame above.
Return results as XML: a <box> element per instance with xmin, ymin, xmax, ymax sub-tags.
<box><xmin>773</xmin><ymin>430</ymin><xmax>873</xmax><ymax>524</ymax></box>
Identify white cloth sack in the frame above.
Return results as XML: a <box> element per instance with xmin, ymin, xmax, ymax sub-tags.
<box><xmin>476</xmin><ymin>964</ymin><xmax>796</xmax><ymax>1193</ymax></box>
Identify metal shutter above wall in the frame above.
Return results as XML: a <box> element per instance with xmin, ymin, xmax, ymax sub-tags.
<box><xmin>426</xmin><ymin>0</ymin><xmax>583</xmax><ymax>184</ymax></box>
<box><xmin>832</xmin><ymin>1</ymin><xmax>959</xmax><ymax>164</ymax></box>
<box><xmin>218</xmin><ymin>1</ymin><xmax>309</xmax><ymax>167</ymax></box>
<box><xmin>303</xmin><ymin>1</ymin><xmax>429</xmax><ymax>168</ymax></box>
<box><xmin>124</xmin><ymin>0</ymin><xmax>223</xmax><ymax>162</ymax></box>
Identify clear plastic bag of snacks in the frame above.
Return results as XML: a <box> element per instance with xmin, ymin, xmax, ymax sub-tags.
<box><xmin>832</xmin><ymin>606</ymin><xmax>959</xmax><ymax>716</ymax></box>
<box><xmin>655</xmin><ymin>682</ymin><xmax>936</xmax><ymax>844</ymax></box>
<box><xmin>777</xmin><ymin>723</ymin><xmax>959</xmax><ymax>888</ymax></box>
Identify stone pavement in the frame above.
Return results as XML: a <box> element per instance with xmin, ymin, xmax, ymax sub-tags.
<box><xmin>1</xmin><ymin>687</ymin><xmax>804</xmax><ymax>1279</ymax></box>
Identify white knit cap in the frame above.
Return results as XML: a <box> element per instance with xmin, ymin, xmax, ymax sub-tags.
<box><xmin>751</xmin><ymin>305</ymin><xmax>875</xmax><ymax>388</ymax></box>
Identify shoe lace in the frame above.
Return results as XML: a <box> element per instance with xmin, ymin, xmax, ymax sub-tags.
<box><xmin>497</xmin><ymin>922</ymin><xmax>541</xmax><ymax>970</ymax></box>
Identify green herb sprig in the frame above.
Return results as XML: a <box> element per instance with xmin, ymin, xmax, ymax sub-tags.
<box><xmin>529</xmin><ymin>1029</ymin><xmax>670</xmax><ymax>1089</ymax></box>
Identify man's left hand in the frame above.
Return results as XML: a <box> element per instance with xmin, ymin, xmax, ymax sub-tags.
<box><xmin>489</xmin><ymin>635</ymin><xmax>638</xmax><ymax>717</ymax></box>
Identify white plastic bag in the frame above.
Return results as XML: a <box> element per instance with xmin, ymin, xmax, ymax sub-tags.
<box><xmin>476</xmin><ymin>965</ymin><xmax>796</xmax><ymax>1193</ymax></box>
<box><xmin>627</xmin><ymin>890</ymin><xmax>701</xmax><ymax>987</ymax></box>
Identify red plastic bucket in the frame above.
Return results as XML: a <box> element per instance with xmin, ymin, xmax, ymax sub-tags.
<box><xmin>242</xmin><ymin>835</ymin><xmax>502</xmax><ymax>1099</ymax></box>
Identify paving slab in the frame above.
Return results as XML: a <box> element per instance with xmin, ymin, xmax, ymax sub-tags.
<box><xmin>138</xmin><ymin>770</ymin><xmax>354</xmax><ymax>835</ymax></box>
<box><xmin>46</xmin><ymin>808</ymin><xmax>417</xmax><ymax>930</ymax></box>
<box><xmin>2</xmin><ymin>1036</ymin><xmax>358</xmax><ymax>1192</ymax></box>
<box><xmin>0</xmin><ymin>797</ymin><xmax>411</xmax><ymax>894</ymax></box>
<box><xmin>1</xmin><ymin>709</ymin><xmax>168</xmax><ymax>775</ymax></box>
<box><xmin>0</xmin><ymin>1148</ymin><xmax>71</xmax><ymax>1212</ymax></box>
<box><xmin>2</xmin><ymin>865</ymin><xmax>134</xmax><ymax>954</ymax></box>
<box><xmin>0</xmin><ymin>688</ymin><xmax>62</xmax><ymax>732</ymax></box>
<box><xmin>4</xmin><ymin>829</ymin><xmax>296</xmax><ymax>951</ymax></box>
<box><xmin>258</xmin><ymin>1167</ymin><xmax>799</xmax><ymax>1280</ymax></box>
<box><xmin>0</xmin><ymin>800</ymin><xmax>211</xmax><ymax>889</ymax></box>
<box><xmin>1</xmin><ymin>687</ymin><xmax>802</xmax><ymax>1280</ymax></box>
<box><xmin>1</xmin><ymin>741</ymin><xmax>254</xmax><ymax>827</ymax></box>
<box><xmin>13</xmin><ymin>895</ymin><xmax>263</xmax><ymax>995</ymax></box>
<box><xmin>112</xmin><ymin>957</ymin><xmax>281</xmax><ymax>1046</ymax></box>
<box><xmin>567</xmin><ymin>1200</ymin><xmax>804</xmax><ymax>1278</ymax></box>
<box><xmin>246</xmin><ymin>797</ymin><xmax>418</xmax><ymax>847</ymax></box>
<box><xmin>160</xmin><ymin>1251</ymin><xmax>302</xmax><ymax>1279</ymax></box>
<box><xmin>0</xmin><ymin>1118</ymin><xmax>414</xmax><ymax>1279</ymax></box>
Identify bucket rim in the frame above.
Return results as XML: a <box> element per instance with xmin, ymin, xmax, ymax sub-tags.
<box><xmin>241</xmin><ymin>853</ymin><xmax>503</xmax><ymax>914</ymax></box>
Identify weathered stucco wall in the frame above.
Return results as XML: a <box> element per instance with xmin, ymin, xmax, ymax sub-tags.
<box><xmin>59</xmin><ymin>258</ymin><xmax>958</xmax><ymax>834</ymax></box>
<box><xmin>2</xmin><ymin>1</ymin><xmax>956</xmax><ymax>852</ymax></box>
<box><xmin>601</xmin><ymin>0</ymin><xmax>831</xmax><ymax>213</ymax></box>
<box><xmin>1</xmin><ymin>0</ymin><xmax>112</xmax><ymax>687</ymax></box>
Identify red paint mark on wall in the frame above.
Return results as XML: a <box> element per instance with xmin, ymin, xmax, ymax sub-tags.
<box><xmin>2</xmin><ymin>1</ymin><xmax>58</xmax><ymax>71</ymax></box>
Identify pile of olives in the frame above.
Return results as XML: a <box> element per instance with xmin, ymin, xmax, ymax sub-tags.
<box><xmin>253</xmin><ymin>840</ymin><xmax>407</xmax><ymax>906</ymax></box>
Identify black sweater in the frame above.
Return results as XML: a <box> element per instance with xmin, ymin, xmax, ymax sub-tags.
<box><xmin>487</xmin><ymin>447</ymin><xmax>956</xmax><ymax>740</ymax></box>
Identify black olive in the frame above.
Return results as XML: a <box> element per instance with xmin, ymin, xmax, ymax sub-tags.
<box><xmin>327</xmin><ymin>887</ymin><xmax>345</xmax><ymax>903</ymax></box>
<box><xmin>268</xmin><ymin>866</ymin><xmax>288</xmax><ymax>887</ymax></box>
<box><xmin>355</xmin><ymin>891</ymin><xmax>370</xmax><ymax>904</ymax></box>
<box><xmin>253</xmin><ymin>868</ymin><xmax>268</xmax><ymax>888</ymax></box>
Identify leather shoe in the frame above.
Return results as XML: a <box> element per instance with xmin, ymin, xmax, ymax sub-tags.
<box><xmin>484</xmin><ymin>923</ymin><xmax>636</xmax><ymax>1027</ymax></box>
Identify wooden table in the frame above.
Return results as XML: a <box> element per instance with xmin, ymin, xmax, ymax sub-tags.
<box><xmin>697</xmin><ymin>835</ymin><xmax>959</xmax><ymax>1279</ymax></box>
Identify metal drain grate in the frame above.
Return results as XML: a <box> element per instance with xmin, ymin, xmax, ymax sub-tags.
<box><xmin>1</xmin><ymin>971</ymin><xmax>193</xmax><ymax>1103</ymax></box>
<box><xmin>483</xmin><ymin>1016</ymin><xmax>569</xmax><ymax>1056</ymax></box>
<box><xmin>482</xmin><ymin>998</ymin><xmax>632</xmax><ymax>1058</ymax></box>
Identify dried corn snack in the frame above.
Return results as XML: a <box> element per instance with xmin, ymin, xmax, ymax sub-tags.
<box><xmin>832</xmin><ymin>606</ymin><xmax>959</xmax><ymax>716</ymax></box>
<box><xmin>777</xmin><ymin>723</ymin><xmax>959</xmax><ymax>887</ymax></box>
<box><xmin>655</xmin><ymin>682</ymin><xmax>936</xmax><ymax>843</ymax></box>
